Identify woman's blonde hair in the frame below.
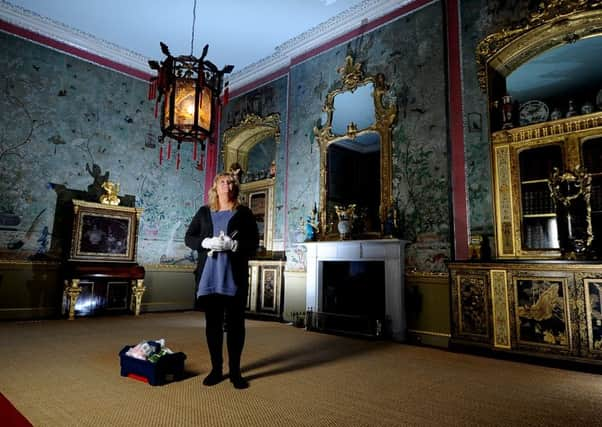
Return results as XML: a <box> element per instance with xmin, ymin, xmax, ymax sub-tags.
<box><xmin>208</xmin><ymin>172</ymin><xmax>240</xmax><ymax>211</ymax></box>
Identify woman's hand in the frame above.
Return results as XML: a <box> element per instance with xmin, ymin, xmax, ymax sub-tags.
<box><xmin>202</xmin><ymin>234</ymin><xmax>238</xmax><ymax>253</ymax></box>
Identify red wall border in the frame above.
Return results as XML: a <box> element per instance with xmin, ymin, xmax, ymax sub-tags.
<box><xmin>446</xmin><ymin>0</ymin><xmax>469</xmax><ymax>259</ymax></box>
<box><xmin>0</xmin><ymin>20</ymin><xmax>152</xmax><ymax>81</ymax></box>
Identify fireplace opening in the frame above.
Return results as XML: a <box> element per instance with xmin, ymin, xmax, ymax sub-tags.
<box><xmin>309</xmin><ymin>261</ymin><xmax>386</xmax><ymax>337</ymax></box>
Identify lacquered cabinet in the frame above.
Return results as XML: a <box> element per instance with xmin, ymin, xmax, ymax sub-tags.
<box><xmin>449</xmin><ymin>261</ymin><xmax>602</xmax><ymax>364</ymax></box>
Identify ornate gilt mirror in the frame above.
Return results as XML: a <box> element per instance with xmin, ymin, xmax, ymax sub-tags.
<box><xmin>313</xmin><ymin>55</ymin><xmax>397</xmax><ymax>238</ymax></box>
<box><xmin>222</xmin><ymin>113</ymin><xmax>280</xmax><ymax>251</ymax></box>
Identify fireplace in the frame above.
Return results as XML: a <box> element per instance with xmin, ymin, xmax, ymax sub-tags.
<box><xmin>308</xmin><ymin>260</ymin><xmax>386</xmax><ymax>337</ymax></box>
<box><xmin>302</xmin><ymin>239</ymin><xmax>407</xmax><ymax>341</ymax></box>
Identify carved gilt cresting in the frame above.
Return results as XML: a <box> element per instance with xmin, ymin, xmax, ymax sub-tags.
<box><xmin>313</xmin><ymin>55</ymin><xmax>397</xmax><ymax>238</ymax></box>
<box><xmin>476</xmin><ymin>1</ymin><xmax>602</xmax><ymax>92</ymax></box>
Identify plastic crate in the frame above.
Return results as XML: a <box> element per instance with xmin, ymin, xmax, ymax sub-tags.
<box><xmin>119</xmin><ymin>345</ymin><xmax>186</xmax><ymax>386</ymax></box>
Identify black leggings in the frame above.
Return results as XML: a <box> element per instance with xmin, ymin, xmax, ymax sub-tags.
<box><xmin>202</xmin><ymin>294</ymin><xmax>246</xmax><ymax>376</ymax></box>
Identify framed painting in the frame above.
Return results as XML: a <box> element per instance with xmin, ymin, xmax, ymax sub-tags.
<box><xmin>240</xmin><ymin>178</ymin><xmax>274</xmax><ymax>251</ymax></box>
<box><xmin>69</xmin><ymin>200</ymin><xmax>143</xmax><ymax>262</ymax></box>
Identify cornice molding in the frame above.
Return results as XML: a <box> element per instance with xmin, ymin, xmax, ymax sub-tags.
<box><xmin>0</xmin><ymin>0</ymin><xmax>418</xmax><ymax>87</ymax></box>
<box><xmin>0</xmin><ymin>0</ymin><xmax>150</xmax><ymax>79</ymax></box>
<box><xmin>229</xmin><ymin>0</ymin><xmax>417</xmax><ymax>92</ymax></box>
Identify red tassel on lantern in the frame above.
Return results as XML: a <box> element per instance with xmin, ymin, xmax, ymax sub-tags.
<box><xmin>176</xmin><ymin>152</ymin><xmax>181</xmax><ymax>170</ymax></box>
<box><xmin>148</xmin><ymin>79</ymin><xmax>157</xmax><ymax>100</ymax></box>
<box><xmin>193</xmin><ymin>141</ymin><xmax>197</xmax><ymax>160</ymax></box>
<box><xmin>167</xmin><ymin>141</ymin><xmax>172</xmax><ymax>160</ymax></box>
<box><xmin>159</xmin><ymin>146</ymin><xmax>163</xmax><ymax>165</ymax></box>
<box><xmin>154</xmin><ymin>101</ymin><xmax>158</xmax><ymax>118</ymax></box>
<box><xmin>223</xmin><ymin>85</ymin><xmax>230</xmax><ymax>106</ymax></box>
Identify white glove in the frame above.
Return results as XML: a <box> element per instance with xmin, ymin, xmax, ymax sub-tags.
<box><xmin>201</xmin><ymin>237</ymin><xmax>224</xmax><ymax>250</ymax></box>
<box><xmin>202</xmin><ymin>232</ymin><xmax>237</xmax><ymax>254</ymax></box>
<box><xmin>202</xmin><ymin>237</ymin><xmax>219</xmax><ymax>250</ymax></box>
<box><xmin>221</xmin><ymin>236</ymin><xmax>238</xmax><ymax>252</ymax></box>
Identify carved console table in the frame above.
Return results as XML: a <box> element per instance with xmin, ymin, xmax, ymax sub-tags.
<box><xmin>63</xmin><ymin>262</ymin><xmax>145</xmax><ymax>320</ymax></box>
<box><xmin>63</xmin><ymin>199</ymin><xmax>145</xmax><ymax>319</ymax></box>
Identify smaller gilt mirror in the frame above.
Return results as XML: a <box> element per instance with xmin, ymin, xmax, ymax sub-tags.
<box><xmin>222</xmin><ymin>113</ymin><xmax>280</xmax><ymax>251</ymax></box>
<box><xmin>314</xmin><ymin>55</ymin><xmax>397</xmax><ymax>238</ymax></box>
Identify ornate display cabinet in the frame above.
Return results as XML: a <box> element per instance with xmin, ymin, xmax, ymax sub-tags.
<box><xmin>450</xmin><ymin>3</ymin><xmax>602</xmax><ymax>367</ymax></box>
<box><xmin>63</xmin><ymin>199</ymin><xmax>145</xmax><ymax>320</ymax></box>
<box><xmin>492</xmin><ymin>115</ymin><xmax>602</xmax><ymax>258</ymax></box>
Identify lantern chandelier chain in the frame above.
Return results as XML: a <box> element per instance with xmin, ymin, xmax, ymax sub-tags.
<box><xmin>190</xmin><ymin>0</ymin><xmax>197</xmax><ymax>56</ymax></box>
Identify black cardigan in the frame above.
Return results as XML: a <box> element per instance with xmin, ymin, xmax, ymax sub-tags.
<box><xmin>185</xmin><ymin>205</ymin><xmax>258</xmax><ymax>297</ymax></box>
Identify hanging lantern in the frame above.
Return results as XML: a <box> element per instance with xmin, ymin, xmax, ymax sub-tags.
<box><xmin>149</xmin><ymin>43</ymin><xmax>233</xmax><ymax>148</ymax></box>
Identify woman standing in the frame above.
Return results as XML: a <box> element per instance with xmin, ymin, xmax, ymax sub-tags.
<box><xmin>185</xmin><ymin>172</ymin><xmax>258</xmax><ymax>389</ymax></box>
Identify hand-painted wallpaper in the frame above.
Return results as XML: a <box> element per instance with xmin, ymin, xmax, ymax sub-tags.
<box><xmin>0</xmin><ymin>32</ymin><xmax>203</xmax><ymax>265</ymax></box>
<box><xmin>286</xmin><ymin>2</ymin><xmax>450</xmax><ymax>272</ymax></box>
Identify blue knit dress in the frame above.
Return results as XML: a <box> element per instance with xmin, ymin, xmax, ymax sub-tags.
<box><xmin>197</xmin><ymin>210</ymin><xmax>237</xmax><ymax>298</ymax></box>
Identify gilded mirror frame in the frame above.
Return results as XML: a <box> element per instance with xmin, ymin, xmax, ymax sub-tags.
<box><xmin>313</xmin><ymin>55</ymin><xmax>397</xmax><ymax>238</ymax></box>
<box><xmin>476</xmin><ymin>2</ymin><xmax>602</xmax><ymax>94</ymax></box>
<box><xmin>222</xmin><ymin>113</ymin><xmax>280</xmax><ymax>173</ymax></box>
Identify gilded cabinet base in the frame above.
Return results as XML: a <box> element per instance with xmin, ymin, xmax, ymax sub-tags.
<box><xmin>63</xmin><ymin>277</ymin><xmax>146</xmax><ymax>319</ymax></box>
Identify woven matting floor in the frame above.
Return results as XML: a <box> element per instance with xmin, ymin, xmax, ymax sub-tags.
<box><xmin>1</xmin><ymin>311</ymin><xmax>601</xmax><ymax>426</ymax></box>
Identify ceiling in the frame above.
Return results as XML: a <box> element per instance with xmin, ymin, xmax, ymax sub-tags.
<box><xmin>3</xmin><ymin>0</ymin><xmax>366</xmax><ymax>73</ymax></box>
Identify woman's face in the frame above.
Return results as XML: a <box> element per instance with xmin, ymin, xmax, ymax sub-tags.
<box><xmin>216</xmin><ymin>176</ymin><xmax>234</xmax><ymax>200</ymax></box>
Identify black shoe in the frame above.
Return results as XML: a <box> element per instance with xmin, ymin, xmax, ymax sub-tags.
<box><xmin>202</xmin><ymin>370</ymin><xmax>224</xmax><ymax>386</ymax></box>
<box><xmin>229</xmin><ymin>375</ymin><xmax>249</xmax><ymax>389</ymax></box>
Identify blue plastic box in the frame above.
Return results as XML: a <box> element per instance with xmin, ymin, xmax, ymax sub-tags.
<box><xmin>119</xmin><ymin>345</ymin><xmax>186</xmax><ymax>386</ymax></box>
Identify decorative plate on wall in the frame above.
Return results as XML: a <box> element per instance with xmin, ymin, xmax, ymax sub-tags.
<box><xmin>519</xmin><ymin>100</ymin><xmax>549</xmax><ymax>126</ymax></box>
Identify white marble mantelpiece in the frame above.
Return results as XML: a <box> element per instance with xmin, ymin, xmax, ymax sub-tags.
<box><xmin>302</xmin><ymin>239</ymin><xmax>407</xmax><ymax>341</ymax></box>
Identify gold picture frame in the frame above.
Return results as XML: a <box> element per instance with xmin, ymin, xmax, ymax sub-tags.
<box><xmin>240</xmin><ymin>178</ymin><xmax>275</xmax><ymax>251</ymax></box>
<box><xmin>69</xmin><ymin>200</ymin><xmax>143</xmax><ymax>263</ymax></box>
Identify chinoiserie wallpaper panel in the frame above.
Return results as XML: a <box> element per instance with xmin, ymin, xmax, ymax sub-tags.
<box><xmin>0</xmin><ymin>31</ymin><xmax>204</xmax><ymax>265</ymax></box>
